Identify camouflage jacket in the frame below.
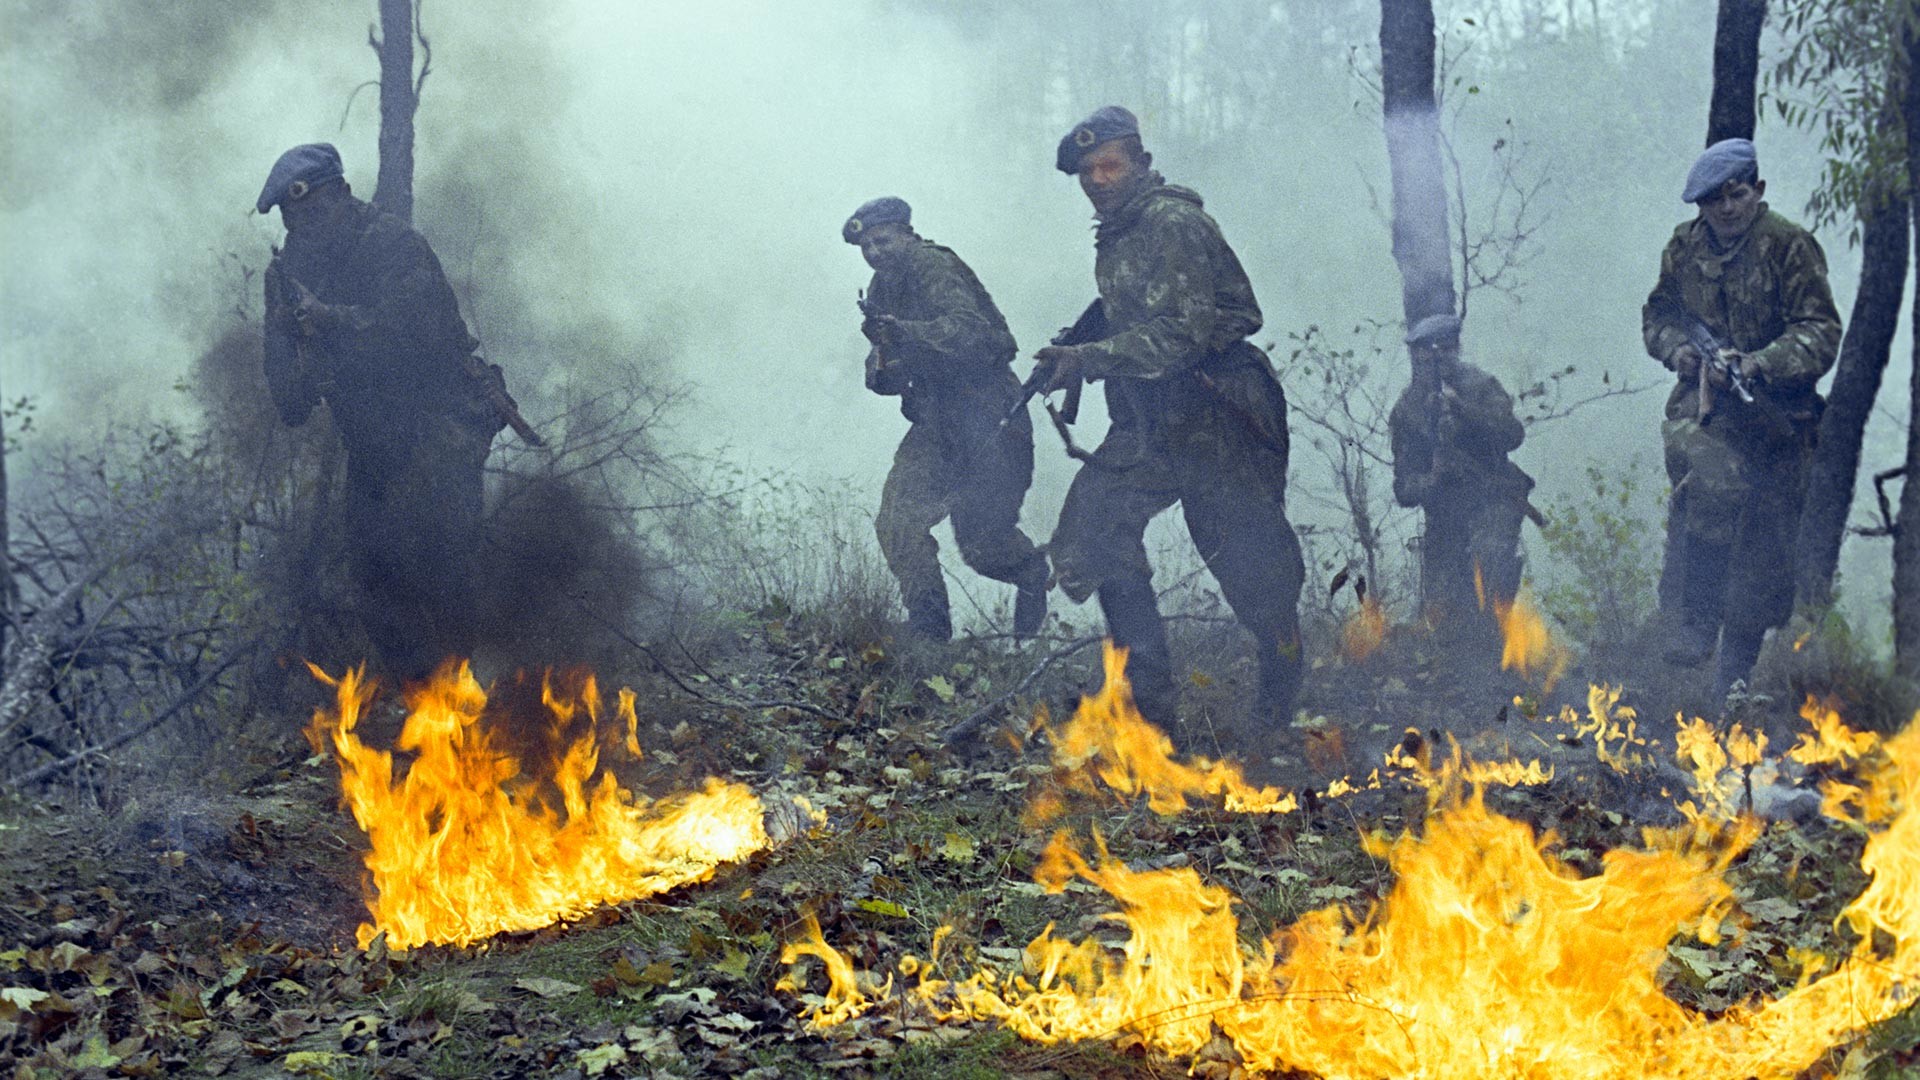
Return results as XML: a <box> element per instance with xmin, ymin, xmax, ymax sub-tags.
<box><xmin>1388</xmin><ymin>361</ymin><xmax>1531</xmax><ymax>510</ymax></box>
<box><xmin>1641</xmin><ymin>207</ymin><xmax>1841</xmax><ymax>403</ymax></box>
<box><xmin>861</xmin><ymin>238</ymin><xmax>1021</xmax><ymax>428</ymax></box>
<box><xmin>264</xmin><ymin>197</ymin><xmax>492</xmax><ymax>472</ymax></box>
<box><xmin>1076</xmin><ymin>176</ymin><xmax>1269</xmax><ymax>433</ymax></box>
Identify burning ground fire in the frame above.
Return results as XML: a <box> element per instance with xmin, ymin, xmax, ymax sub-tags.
<box><xmin>305</xmin><ymin>662</ymin><xmax>770</xmax><ymax>950</ymax></box>
<box><xmin>782</xmin><ymin>647</ymin><xmax>1920</xmax><ymax>1079</ymax></box>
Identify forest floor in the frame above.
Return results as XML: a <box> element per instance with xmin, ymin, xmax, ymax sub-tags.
<box><xmin>3</xmin><ymin>606</ymin><xmax>1919</xmax><ymax>1079</ymax></box>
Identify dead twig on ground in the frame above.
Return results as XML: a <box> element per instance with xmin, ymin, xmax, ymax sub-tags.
<box><xmin>5</xmin><ymin>637</ymin><xmax>261</xmax><ymax>789</ymax></box>
<box><xmin>574</xmin><ymin>596</ymin><xmax>845</xmax><ymax>722</ymax></box>
<box><xmin>941</xmin><ymin>633</ymin><xmax>1106</xmax><ymax>747</ymax></box>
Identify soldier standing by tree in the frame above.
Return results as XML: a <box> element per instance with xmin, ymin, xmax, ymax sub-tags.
<box><xmin>1388</xmin><ymin>313</ymin><xmax>1531</xmax><ymax>645</ymax></box>
<box><xmin>1031</xmin><ymin>107</ymin><xmax>1304</xmax><ymax>758</ymax></box>
<box><xmin>258</xmin><ymin>143</ymin><xmax>524</xmax><ymax>682</ymax></box>
<box><xmin>1643</xmin><ymin>138</ymin><xmax>1841</xmax><ymax>699</ymax></box>
<box><xmin>845</xmin><ymin>197</ymin><xmax>1050</xmax><ymax>641</ymax></box>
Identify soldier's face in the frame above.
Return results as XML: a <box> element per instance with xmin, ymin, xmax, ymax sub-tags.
<box><xmin>1413</xmin><ymin>340</ymin><xmax>1459</xmax><ymax>368</ymax></box>
<box><xmin>1078</xmin><ymin>141</ymin><xmax>1146</xmax><ymax>216</ymax></box>
<box><xmin>278</xmin><ymin>181</ymin><xmax>344</xmax><ymax>235</ymax></box>
<box><xmin>1698</xmin><ymin>178</ymin><xmax>1765</xmax><ymax>243</ymax></box>
<box><xmin>858</xmin><ymin>225</ymin><xmax>914</xmax><ymax>270</ymax></box>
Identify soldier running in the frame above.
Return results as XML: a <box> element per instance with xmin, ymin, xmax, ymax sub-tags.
<box><xmin>845</xmin><ymin>197</ymin><xmax>1050</xmax><ymax>641</ymax></box>
<box><xmin>1031</xmin><ymin>107</ymin><xmax>1305</xmax><ymax>756</ymax></box>
<box><xmin>1642</xmin><ymin>138</ymin><xmax>1841</xmax><ymax>698</ymax></box>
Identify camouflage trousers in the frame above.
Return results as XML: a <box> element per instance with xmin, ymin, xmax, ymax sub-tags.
<box><xmin>1049</xmin><ymin>372</ymin><xmax>1305</xmax><ymax>661</ymax></box>
<box><xmin>875</xmin><ymin>417</ymin><xmax>1044</xmax><ymax>626</ymax></box>
<box><xmin>343</xmin><ymin>415</ymin><xmax>493</xmax><ymax>682</ymax></box>
<box><xmin>1419</xmin><ymin>495</ymin><xmax>1525</xmax><ymax>630</ymax></box>
<box><xmin>1662</xmin><ymin>383</ymin><xmax>1809</xmax><ymax>642</ymax></box>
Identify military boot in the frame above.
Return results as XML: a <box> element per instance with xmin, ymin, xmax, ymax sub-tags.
<box><xmin>1253</xmin><ymin>637</ymin><xmax>1302</xmax><ymax>727</ymax></box>
<box><xmin>904</xmin><ymin>590</ymin><xmax>953</xmax><ymax>643</ymax></box>
<box><xmin>1096</xmin><ymin>581</ymin><xmax>1180</xmax><ymax>740</ymax></box>
<box><xmin>1012</xmin><ymin>556</ymin><xmax>1050</xmax><ymax>640</ymax></box>
<box><xmin>1219</xmin><ymin>634</ymin><xmax>1301</xmax><ymax>775</ymax></box>
<box><xmin>1665</xmin><ymin>539</ymin><xmax>1730</xmax><ymax>667</ymax></box>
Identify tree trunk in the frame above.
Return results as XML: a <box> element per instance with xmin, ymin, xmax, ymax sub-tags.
<box><xmin>0</xmin><ymin>370</ymin><xmax>12</xmax><ymax>683</ymax></box>
<box><xmin>1894</xmin><ymin>16</ymin><xmax>1920</xmax><ymax>681</ymax></box>
<box><xmin>1794</xmin><ymin>167</ymin><xmax>1910</xmax><ymax>611</ymax></box>
<box><xmin>1660</xmin><ymin>0</ymin><xmax>1769</xmax><ymax>615</ymax></box>
<box><xmin>372</xmin><ymin>0</ymin><xmax>418</xmax><ymax>225</ymax></box>
<box><xmin>1379</xmin><ymin>0</ymin><xmax>1455</xmax><ymax>330</ymax></box>
<box><xmin>1706</xmin><ymin>0</ymin><xmax>1767</xmax><ymax>144</ymax></box>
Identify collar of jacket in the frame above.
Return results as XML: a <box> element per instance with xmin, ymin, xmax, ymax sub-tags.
<box><xmin>1688</xmin><ymin>200</ymin><xmax>1770</xmax><ymax>274</ymax></box>
<box><xmin>1093</xmin><ymin>172</ymin><xmax>1203</xmax><ymax>243</ymax></box>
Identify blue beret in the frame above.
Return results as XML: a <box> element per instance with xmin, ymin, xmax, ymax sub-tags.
<box><xmin>256</xmin><ymin>143</ymin><xmax>344</xmax><ymax>213</ymax></box>
<box><xmin>1682</xmin><ymin>138</ymin><xmax>1758</xmax><ymax>203</ymax></box>
<box><xmin>843</xmin><ymin>196</ymin><xmax>912</xmax><ymax>244</ymax></box>
<box><xmin>1405</xmin><ymin>313</ymin><xmax>1462</xmax><ymax>346</ymax></box>
<box><xmin>1055</xmin><ymin>106</ymin><xmax>1140</xmax><ymax>174</ymax></box>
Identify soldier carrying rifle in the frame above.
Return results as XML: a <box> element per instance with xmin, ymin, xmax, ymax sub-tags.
<box><xmin>1030</xmin><ymin>107</ymin><xmax>1305</xmax><ymax>762</ymax></box>
<box><xmin>844</xmin><ymin>196</ymin><xmax>1049</xmax><ymax>641</ymax></box>
<box><xmin>257</xmin><ymin>143</ymin><xmax>538</xmax><ymax>681</ymax></box>
<box><xmin>1642</xmin><ymin>138</ymin><xmax>1841</xmax><ymax>698</ymax></box>
<box><xmin>1388</xmin><ymin>313</ymin><xmax>1536</xmax><ymax>648</ymax></box>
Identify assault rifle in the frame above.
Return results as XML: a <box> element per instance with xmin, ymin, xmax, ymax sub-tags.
<box><xmin>276</xmin><ymin>264</ymin><xmax>544</xmax><ymax>446</ymax></box>
<box><xmin>857</xmin><ymin>289</ymin><xmax>897</xmax><ymax>353</ymax></box>
<box><xmin>1650</xmin><ymin>296</ymin><xmax>1756</xmax><ymax>424</ymax></box>
<box><xmin>1004</xmin><ymin>300</ymin><xmax>1104</xmax><ymax>428</ymax></box>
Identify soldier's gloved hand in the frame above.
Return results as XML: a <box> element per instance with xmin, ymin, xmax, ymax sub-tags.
<box><xmin>1032</xmin><ymin>345</ymin><xmax>1086</xmax><ymax>393</ymax></box>
<box><xmin>290</xmin><ymin>280</ymin><xmax>334</xmax><ymax>337</ymax></box>
<box><xmin>1705</xmin><ymin>349</ymin><xmax>1744</xmax><ymax>390</ymax></box>
<box><xmin>1670</xmin><ymin>345</ymin><xmax>1703</xmax><ymax>379</ymax></box>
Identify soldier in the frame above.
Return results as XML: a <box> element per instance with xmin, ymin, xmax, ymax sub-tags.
<box><xmin>257</xmin><ymin>143</ymin><xmax>519</xmax><ymax>681</ymax></box>
<box><xmin>1642</xmin><ymin>138</ymin><xmax>1841</xmax><ymax>697</ymax></box>
<box><xmin>1388</xmin><ymin>313</ymin><xmax>1532</xmax><ymax>639</ymax></box>
<box><xmin>1032</xmin><ymin>107</ymin><xmax>1305</xmax><ymax>753</ymax></box>
<box><xmin>845</xmin><ymin>197</ymin><xmax>1050</xmax><ymax>641</ymax></box>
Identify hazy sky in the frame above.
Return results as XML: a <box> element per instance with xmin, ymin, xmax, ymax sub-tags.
<box><xmin>4</xmin><ymin>0</ymin><xmax>1911</xmax><ymax>638</ymax></box>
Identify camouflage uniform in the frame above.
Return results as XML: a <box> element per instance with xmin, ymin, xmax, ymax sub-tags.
<box><xmin>1388</xmin><ymin>363</ymin><xmax>1530</xmax><ymax>627</ymax></box>
<box><xmin>1048</xmin><ymin>176</ymin><xmax>1305</xmax><ymax>740</ymax></box>
<box><xmin>1642</xmin><ymin>205</ymin><xmax>1841</xmax><ymax>684</ymax></box>
<box><xmin>264</xmin><ymin>195</ymin><xmax>501</xmax><ymax>680</ymax></box>
<box><xmin>863</xmin><ymin>238</ymin><xmax>1047</xmax><ymax>640</ymax></box>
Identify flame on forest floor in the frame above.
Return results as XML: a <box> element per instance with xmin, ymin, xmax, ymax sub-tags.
<box><xmin>1040</xmin><ymin>644</ymin><xmax>1551</xmax><ymax>819</ymax></box>
<box><xmin>305</xmin><ymin>662</ymin><xmax>768</xmax><ymax>949</ymax></box>
<box><xmin>788</xmin><ymin>651</ymin><xmax>1920</xmax><ymax>1079</ymax></box>
<box><xmin>1490</xmin><ymin>586</ymin><xmax>1573</xmax><ymax>692</ymax></box>
<box><xmin>1039</xmin><ymin>644</ymin><xmax>1301</xmax><ymax>815</ymax></box>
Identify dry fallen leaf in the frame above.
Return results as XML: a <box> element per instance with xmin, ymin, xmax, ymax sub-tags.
<box><xmin>514</xmin><ymin>976</ymin><xmax>585</xmax><ymax>999</ymax></box>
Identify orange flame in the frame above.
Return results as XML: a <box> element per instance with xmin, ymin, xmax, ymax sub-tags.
<box><xmin>1043</xmin><ymin>644</ymin><xmax>1298</xmax><ymax>814</ymax></box>
<box><xmin>789</xmin><ymin>653</ymin><xmax>1920</xmax><ymax>1078</ymax></box>
<box><xmin>306</xmin><ymin>662</ymin><xmax>767</xmax><ymax>949</ymax></box>
<box><xmin>1492</xmin><ymin>587</ymin><xmax>1572</xmax><ymax>691</ymax></box>
<box><xmin>1790</xmin><ymin>696</ymin><xmax>1880</xmax><ymax>766</ymax></box>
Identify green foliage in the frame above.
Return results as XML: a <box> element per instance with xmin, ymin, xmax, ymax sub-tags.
<box><xmin>1754</xmin><ymin>606</ymin><xmax>1917</xmax><ymax>735</ymax></box>
<box><xmin>1769</xmin><ymin>0</ymin><xmax>1917</xmax><ymax>236</ymax></box>
<box><xmin>1537</xmin><ymin>463</ymin><xmax>1659</xmax><ymax>653</ymax></box>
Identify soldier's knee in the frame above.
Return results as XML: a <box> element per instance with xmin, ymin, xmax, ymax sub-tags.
<box><xmin>873</xmin><ymin>509</ymin><xmax>927</xmax><ymax>561</ymax></box>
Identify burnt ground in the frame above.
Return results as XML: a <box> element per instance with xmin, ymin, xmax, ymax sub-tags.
<box><xmin>2</xmin><ymin>610</ymin><xmax>1918</xmax><ymax>1079</ymax></box>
